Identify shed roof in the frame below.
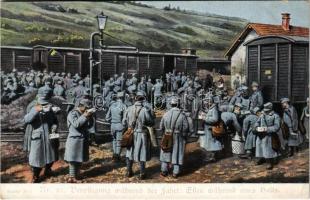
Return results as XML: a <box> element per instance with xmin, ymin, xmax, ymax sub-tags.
<box><xmin>225</xmin><ymin>23</ymin><xmax>309</xmax><ymax>57</ymax></box>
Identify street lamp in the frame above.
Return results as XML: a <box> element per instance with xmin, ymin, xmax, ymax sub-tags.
<box><xmin>89</xmin><ymin>12</ymin><xmax>108</xmax><ymax>98</ymax></box>
<box><xmin>97</xmin><ymin>12</ymin><xmax>108</xmax><ymax>32</ymax></box>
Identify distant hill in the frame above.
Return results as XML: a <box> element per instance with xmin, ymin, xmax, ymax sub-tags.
<box><xmin>0</xmin><ymin>1</ymin><xmax>248</xmax><ymax>58</ymax></box>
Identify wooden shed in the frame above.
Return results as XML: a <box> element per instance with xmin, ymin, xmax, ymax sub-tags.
<box><xmin>245</xmin><ymin>35</ymin><xmax>309</xmax><ymax>103</ymax></box>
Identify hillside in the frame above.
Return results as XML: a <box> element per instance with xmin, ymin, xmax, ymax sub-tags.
<box><xmin>0</xmin><ymin>1</ymin><xmax>247</xmax><ymax>58</ymax></box>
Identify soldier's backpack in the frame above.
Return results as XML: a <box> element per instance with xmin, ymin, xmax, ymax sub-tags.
<box><xmin>121</xmin><ymin>107</ymin><xmax>142</xmax><ymax>148</ymax></box>
<box><xmin>161</xmin><ymin>111</ymin><xmax>182</xmax><ymax>153</ymax></box>
<box><xmin>211</xmin><ymin>119</ymin><xmax>225</xmax><ymax>137</ymax></box>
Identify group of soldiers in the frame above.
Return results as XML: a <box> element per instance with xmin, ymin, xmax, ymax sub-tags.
<box><xmin>3</xmin><ymin>68</ymin><xmax>307</xmax><ymax>183</ymax></box>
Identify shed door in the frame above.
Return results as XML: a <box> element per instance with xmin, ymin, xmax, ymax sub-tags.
<box><xmin>260</xmin><ymin>44</ymin><xmax>276</xmax><ymax>102</ymax></box>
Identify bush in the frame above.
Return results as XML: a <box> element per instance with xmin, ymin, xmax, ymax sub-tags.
<box><xmin>175</xmin><ymin>26</ymin><xmax>197</xmax><ymax>36</ymax></box>
<box><xmin>24</xmin><ymin>24</ymin><xmax>47</xmax><ymax>32</ymax></box>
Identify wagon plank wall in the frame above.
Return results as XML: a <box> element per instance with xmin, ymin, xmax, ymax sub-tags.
<box><xmin>65</xmin><ymin>54</ymin><xmax>80</xmax><ymax>75</ymax></box>
<box><xmin>260</xmin><ymin>44</ymin><xmax>276</xmax><ymax>102</ymax></box>
<box><xmin>101</xmin><ymin>53</ymin><xmax>116</xmax><ymax>78</ymax></box>
<box><xmin>292</xmin><ymin>45</ymin><xmax>309</xmax><ymax>102</ymax></box>
<box><xmin>247</xmin><ymin>46</ymin><xmax>259</xmax><ymax>85</ymax></box>
<box><xmin>48</xmin><ymin>54</ymin><xmax>64</xmax><ymax>73</ymax></box>
<box><xmin>15</xmin><ymin>50</ymin><xmax>32</xmax><ymax>72</ymax></box>
<box><xmin>277</xmin><ymin>44</ymin><xmax>290</xmax><ymax>100</ymax></box>
<box><xmin>149</xmin><ymin>56</ymin><xmax>163</xmax><ymax>78</ymax></box>
<box><xmin>1</xmin><ymin>48</ymin><xmax>13</xmax><ymax>72</ymax></box>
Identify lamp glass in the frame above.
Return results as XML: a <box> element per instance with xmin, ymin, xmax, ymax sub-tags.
<box><xmin>97</xmin><ymin>14</ymin><xmax>107</xmax><ymax>31</ymax></box>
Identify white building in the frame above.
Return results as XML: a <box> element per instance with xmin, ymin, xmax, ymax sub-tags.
<box><xmin>224</xmin><ymin>13</ymin><xmax>309</xmax><ymax>88</ymax></box>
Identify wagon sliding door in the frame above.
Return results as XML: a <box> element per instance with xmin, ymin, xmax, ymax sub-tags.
<box><xmin>260</xmin><ymin>44</ymin><xmax>276</xmax><ymax>102</ymax></box>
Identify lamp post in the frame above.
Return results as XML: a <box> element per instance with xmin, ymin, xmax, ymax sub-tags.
<box><xmin>89</xmin><ymin>12</ymin><xmax>108</xmax><ymax>97</ymax></box>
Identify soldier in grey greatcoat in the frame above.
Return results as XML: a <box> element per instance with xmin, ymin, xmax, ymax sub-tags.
<box><xmin>254</xmin><ymin>102</ymin><xmax>280</xmax><ymax>170</ymax></box>
<box><xmin>281</xmin><ymin>98</ymin><xmax>303</xmax><ymax>156</ymax></box>
<box><xmin>200</xmin><ymin>96</ymin><xmax>223</xmax><ymax>162</ymax></box>
<box><xmin>122</xmin><ymin>91</ymin><xmax>154</xmax><ymax>180</ymax></box>
<box><xmin>300</xmin><ymin>98</ymin><xmax>309</xmax><ymax>142</ymax></box>
<box><xmin>146</xmin><ymin>78</ymin><xmax>153</xmax><ymax>101</ymax></box>
<box><xmin>105</xmin><ymin>92</ymin><xmax>127</xmax><ymax>161</ymax></box>
<box><xmin>64</xmin><ymin>99</ymin><xmax>95</xmax><ymax>182</ymax></box>
<box><xmin>38</xmin><ymin>80</ymin><xmax>53</xmax><ymax>99</ymax></box>
<box><xmin>138</xmin><ymin>77</ymin><xmax>147</xmax><ymax>94</ymax></box>
<box><xmin>23</xmin><ymin>97</ymin><xmax>58</xmax><ymax>183</ymax></box>
<box><xmin>74</xmin><ymin>80</ymin><xmax>87</xmax><ymax>100</ymax></box>
<box><xmin>249</xmin><ymin>82</ymin><xmax>264</xmax><ymax>111</ymax></box>
<box><xmin>152</xmin><ymin>79</ymin><xmax>163</xmax><ymax>105</ymax></box>
<box><xmin>53</xmin><ymin>80</ymin><xmax>65</xmax><ymax>98</ymax></box>
<box><xmin>242</xmin><ymin>107</ymin><xmax>260</xmax><ymax>159</ymax></box>
<box><xmin>159</xmin><ymin>97</ymin><xmax>193</xmax><ymax>178</ymax></box>
<box><xmin>221</xmin><ymin>103</ymin><xmax>242</xmax><ymax>134</ymax></box>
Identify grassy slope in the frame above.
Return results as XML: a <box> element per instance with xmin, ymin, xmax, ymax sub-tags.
<box><xmin>0</xmin><ymin>2</ymin><xmax>247</xmax><ymax>58</ymax></box>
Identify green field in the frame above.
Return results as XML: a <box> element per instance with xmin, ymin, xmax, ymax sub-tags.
<box><xmin>0</xmin><ymin>1</ymin><xmax>247</xmax><ymax>58</ymax></box>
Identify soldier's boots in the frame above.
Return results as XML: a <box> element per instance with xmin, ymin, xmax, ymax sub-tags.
<box><xmin>31</xmin><ymin>175</ymin><xmax>40</xmax><ymax>183</ymax></box>
<box><xmin>112</xmin><ymin>154</ymin><xmax>121</xmax><ymax>163</ymax></box>
<box><xmin>266</xmin><ymin>159</ymin><xmax>274</xmax><ymax>170</ymax></box>
<box><xmin>139</xmin><ymin>173</ymin><xmax>146</xmax><ymax>180</ymax></box>
<box><xmin>289</xmin><ymin>146</ymin><xmax>295</xmax><ymax>157</ymax></box>
<box><xmin>256</xmin><ymin>158</ymin><xmax>266</xmax><ymax>165</ymax></box>
<box><xmin>160</xmin><ymin>171</ymin><xmax>168</xmax><ymax>178</ymax></box>
<box><xmin>126</xmin><ymin>170</ymin><xmax>133</xmax><ymax>178</ymax></box>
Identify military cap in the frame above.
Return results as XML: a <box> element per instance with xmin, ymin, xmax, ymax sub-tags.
<box><xmin>61</xmin><ymin>72</ymin><xmax>66</xmax><ymax>76</ymax></box>
<box><xmin>93</xmin><ymin>84</ymin><xmax>100</xmax><ymax>88</ymax></box>
<box><xmin>263</xmin><ymin>102</ymin><xmax>273</xmax><ymax>112</ymax></box>
<box><xmin>37</xmin><ymin>96</ymin><xmax>49</xmax><ymax>105</ymax></box>
<box><xmin>251</xmin><ymin>81</ymin><xmax>259</xmax><ymax>87</ymax></box>
<box><xmin>29</xmin><ymin>82</ymin><xmax>35</xmax><ymax>87</ymax></box>
<box><xmin>307</xmin><ymin>97</ymin><xmax>309</xmax><ymax>102</ymax></box>
<box><xmin>170</xmin><ymin>97</ymin><xmax>178</xmax><ymax>105</ymax></box>
<box><xmin>136</xmin><ymin>91</ymin><xmax>145</xmax><ymax>97</ymax></box>
<box><xmin>79</xmin><ymin>99</ymin><xmax>92</xmax><ymax>108</ymax></box>
<box><xmin>83</xmin><ymin>89</ymin><xmax>90</xmax><ymax>96</ymax></box>
<box><xmin>241</xmin><ymin>85</ymin><xmax>248</xmax><ymax>91</ymax></box>
<box><xmin>252</xmin><ymin>107</ymin><xmax>261</xmax><ymax>114</ymax></box>
<box><xmin>117</xmin><ymin>91</ymin><xmax>125</xmax><ymax>98</ymax></box>
<box><xmin>280</xmin><ymin>97</ymin><xmax>290</xmax><ymax>104</ymax></box>
<box><xmin>78</xmin><ymin>80</ymin><xmax>84</xmax><ymax>85</ymax></box>
<box><xmin>57</xmin><ymin>80</ymin><xmax>63</xmax><ymax>84</ymax></box>
<box><xmin>235</xmin><ymin>103</ymin><xmax>243</xmax><ymax>108</ymax></box>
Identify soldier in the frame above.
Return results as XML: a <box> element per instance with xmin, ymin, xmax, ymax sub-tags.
<box><xmin>166</xmin><ymin>72</ymin><xmax>172</xmax><ymax>92</ymax></box>
<box><xmin>159</xmin><ymin>97</ymin><xmax>193</xmax><ymax>178</ymax></box>
<box><xmin>193</xmin><ymin>76</ymin><xmax>202</xmax><ymax>91</ymax></box>
<box><xmin>249</xmin><ymin>81</ymin><xmax>264</xmax><ymax>111</ymax></box>
<box><xmin>221</xmin><ymin>103</ymin><xmax>242</xmax><ymax>134</ymax></box>
<box><xmin>24</xmin><ymin>81</ymin><xmax>37</xmax><ymax>94</ymax></box>
<box><xmin>64</xmin><ymin>99</ymin><xmax>95</xmax><ymax>182</ymax></box>
<box><xmin>241</xmin><ymin>107</ymin><xmax>260</xmax><ymax>159</ymax></box>
<box><xmin>64</xmin><ymin>73</ymin><xmax>74</xmax><ymax>90</ymax></box>
<box><xmin>113</xmin><ymin>74</ymin><xmax>122</xmax><ymax>93</ymax></box>
<box><xmin>300</xmin><ymin>98</ymin><xmax>309</xmax><ymax>143</ymax></box>
<box><xmin>38</xmin><ymin>80</ymin><xmax>53</xmax><ymax>99</ymax></box>
<box><xmin>23</xmin><ymin>97</ymin><xmax>59</xmax><ymax>183</ymax></box>
<box><xmin>200</xmin><ymin>96</ymin><xmax>222</xmax><ymax>162</ymax></box>
<box><xmin>233</xmin><ymin>76</ymin><xmax>241</xmax><ymax>91</ymax></box>
<box><xmin>105</xmin><ymin>92</ymin><xmax>127</xmax><ymax>161</ymax></box>
<box><xmin>118</xmin><ymin>72</ymin><xmax>126</xmax><ymax>91</ymax></box>
<box><xmin>93</xmin><ymin>84</ymin><xmax>101</xmax><ymax>97</ymax></box>
<box><xmin>137</xmin><ymin>77</ymin><xmax>147</xmax><ymax>94</ymax></box>
<box><xmin>74</xmin><ymin>80</ymin><xmax>87</xmax><ymax>101</ymax></box>
<box><xmin>281</xmin><ymin>98</ymin><xmax>303</xmax><ymax>156</ymax></box>
<box><xmin>53</xmin><ymin>80</ymin><xmax>65</xmax><ymax>98</ymax></box>
<box><xmin>34</xmin><ymin>72</ymin><xmax>43</xmax><ymax>88</ymax></box>
<box><xmin>254</xmin><ymin>102</ymin><xmax>280</xmax><ymax>169</ymax></box>
<box><xmin>84</xmin><ymin>74</ymin><xmax>90</xmax><ymax>88</ymax></box>
<box><xmin>152</xmin><ymin>79</ymin><xmax>163</xmax><ymax>106</ymax></box>
<box><xmin>65</xmin><ymin>80</ymin><xmax>78</xmax><ymax>113</ymax></box>
<box><xmin>146</xmin><ymin>78</ymin><xmax>153</xmax><ymax>102</ymax></box>
<box><xmin>53</xmin><ymin>72</ymin><xmax>61</xmax><ymax>86</ymax></box>
<box><xmin>122</xmin><ymin>91</ymin><xmax>154</xmax><ymax>179</ymax></box>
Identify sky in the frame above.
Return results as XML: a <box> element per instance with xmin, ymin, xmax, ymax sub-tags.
<box><xmin>138</xmin><ymin>1</ymin><xmax>310</xmax><ymax>27</ymax></box>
